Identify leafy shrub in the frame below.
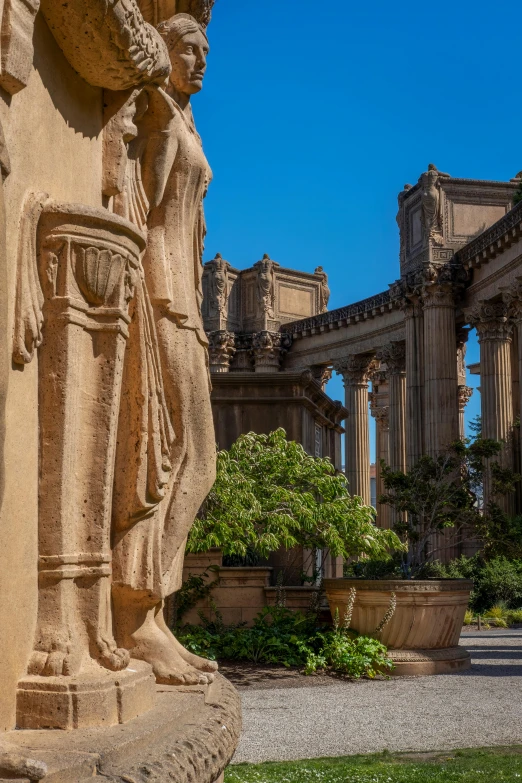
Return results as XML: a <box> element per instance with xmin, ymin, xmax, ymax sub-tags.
<box><xmin>177</xmin><ymin>604</ymin><xmax>393</xmax><ymax>679</ymax></box>
<box><xmin>189</xmin><ymin>429</ymin><xmax>402</xmax><ymax>563</ymax></box>
<box><xmin>429</xmin><ymin>555</ymin><xmax>522</xmax><ymax>612</ymax></box>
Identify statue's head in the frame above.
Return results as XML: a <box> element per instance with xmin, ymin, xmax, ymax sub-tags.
<box><xmin>158</xmin><ymin>13</ymin><xmax>209</xmax><ymax>96</ymax></box>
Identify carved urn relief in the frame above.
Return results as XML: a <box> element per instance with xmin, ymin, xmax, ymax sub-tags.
<box><xmin>15</xmin><ymin>201</ymin><xmax>156</xmax><ymax>730</ymax></box>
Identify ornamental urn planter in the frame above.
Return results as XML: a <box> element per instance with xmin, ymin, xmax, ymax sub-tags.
<box><xmin>323</xmin><ymin>578</ymin><xmax>473</xmax><ymax>676</ymax></box>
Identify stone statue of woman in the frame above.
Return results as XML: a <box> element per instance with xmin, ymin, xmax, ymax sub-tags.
<box><xmin>111</xmin><ymin>13</ymin><xmax>218</xmax><ymax>685</ymax></box>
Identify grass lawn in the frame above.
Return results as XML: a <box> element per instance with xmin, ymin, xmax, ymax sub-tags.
<box><xmin>225</xmin><ymin>747</ymin><xmax>522</xmax><ymax>782</ymax></box>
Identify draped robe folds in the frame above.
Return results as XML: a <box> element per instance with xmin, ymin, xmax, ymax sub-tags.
<box><xmin>112</xmin><ymin>97</ymin><xmax>216</xmax><ymax>600</ymax></box>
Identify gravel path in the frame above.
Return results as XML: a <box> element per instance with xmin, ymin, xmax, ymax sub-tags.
<box><xmin>232</xmin><ymin>629</ymin><xmax>522</xmax><ymax>763</ymax></box>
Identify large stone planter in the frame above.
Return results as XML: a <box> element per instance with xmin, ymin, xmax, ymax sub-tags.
<box><xmin>323</xmin><ymin>578</ymin><xmax>473</xmax><ymax>676</ymax></box>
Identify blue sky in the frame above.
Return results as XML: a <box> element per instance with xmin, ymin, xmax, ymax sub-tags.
<box><xmin>193</xmin><ymin>0</ymin><xmax>521</xmax><ymax>456</ymax></box>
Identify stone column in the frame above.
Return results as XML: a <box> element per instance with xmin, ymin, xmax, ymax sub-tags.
<box><xmin>458</xmin><ymin>385</ymin><xmax>473</xmax><ymax>439</ymax></box>
<box><xmin>422</xmin><ymin>274</ymin><xmax>459</xmax><ymax>456</ymax></box>
<box><xmin>404</xmin><ymin>298</ymin><xmax>425</xmax><ymax>466</ymax></box>
<box><xmin>377</xmin><ymin>342</ymin><xmax>406</xmax><ymax>472</ymax></box>
<box><xmin>469</xmin><ymin>301</ymin><xmax>514</xmax><ymax>510</ymax></box>
<box><xmin>334</xmin><ymin>355</ymin><xmax>374</xmax><ymax>504</ymax></box>
<box><xmin>371</xmin><ymin>402</ymin><xmax>390</xmax><ymax>529</ymax></box>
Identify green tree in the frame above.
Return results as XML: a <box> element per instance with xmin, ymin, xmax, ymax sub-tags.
<box><xmin>188</xmin><ymin>429</ymin><xmax>402</xmax><ymax>565</ymax></box>
<box><xmin>379</xmin><ymin>438</ymin><xmax>520</xmax><ymax>578</ymax></box>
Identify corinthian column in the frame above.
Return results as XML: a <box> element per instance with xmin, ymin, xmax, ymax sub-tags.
<box><xmin>370</xmin><ymin>385</ymin><xmax>391</xmax><ymax>529</ymax></box>
<box><xmin>468</xmin><ymin>301</ymin><xmax>514</xmax><ymax>510</ymax></box>
<box><xmin>377</xmin><ymin>342</ymin><xmax>406</xmax><ymax>472</ymax></box>
<box><xmin>422</xmin><ymin>271</ymin><xmax>459</xmax><ymax>455</ymax></box>
<box><xmin>334</xmin><ymin>355</ymin><xmax>374</xmax><ymax>504</ymax></box>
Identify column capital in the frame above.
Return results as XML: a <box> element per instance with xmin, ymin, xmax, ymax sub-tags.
<box><xmin>466</xmin><ymin>300</ymin><xmax>513</xmax><ymax>342</ymax></box>
<box><xmin>369</xmin><ymin>397</ymin><xmax>390</xmax><ymax>431</ymax></box>
<box><xmin>376</xmin><ymin>342</ymin><xmax>406</xmax><ymax>375</ymax></box>
<box><xmin>208</xmin><ymin>330</ymin><xmax>236</xmax><ymax>373</ymax></box>
<box><xmin>458</xmin><ymin>384</ymin><xmax>473</xmax><ymax>411</ymax></box>
<box><xmin>334</xmin><ymin>355</ymin><xmax>376</xmax><ymax>386</ymax></box>
<box><xmin>311</xmin><ymin>364</ymin><xmax>333</xmax><ymax>389</ymax></box>
<box><xmin>502</xmin><ymin>276</ymin><xmax>522</xmax><ymax>322</ymax></box>
<box><xmin>251</xmin><ymin>330</ymin><xmax>292</xmax><ymax>372</ymax></box>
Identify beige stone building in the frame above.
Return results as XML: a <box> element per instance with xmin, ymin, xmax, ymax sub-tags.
<box><xmin>202</xmin><ymin>168</ymin><xmax>522</xmax><ymax>550</ymax></box>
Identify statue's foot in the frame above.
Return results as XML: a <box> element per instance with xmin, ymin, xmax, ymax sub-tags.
<box><xmin>131</xmin><ymin>620</ymin><xmax>212</xmax><ymax>686</ymax></box>
<box><xmin>93</xmin><ymin>631</ymin><xmax>131</xmax><ymax>672</ymax></box>
<box><xmin>27</xmin><ymin>636</ymin><xmax>78</xmax><ymax>677</ymax></box>
<box><xmin>155</xmin><ymin>610</ymin><xmax>218</xmax><ymax>676</ymax></box>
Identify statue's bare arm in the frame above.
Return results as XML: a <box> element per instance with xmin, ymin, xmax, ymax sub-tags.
<box><xmin>140</xmin><ymin>88</ymin><xmax>179</xmax><ymax>209</ymax></box>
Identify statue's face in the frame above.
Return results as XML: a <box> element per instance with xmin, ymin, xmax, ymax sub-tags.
<box><xmin>169</xmin><ymin>30</ymin><xmax>209</xmax><ymax>95</ymax></box>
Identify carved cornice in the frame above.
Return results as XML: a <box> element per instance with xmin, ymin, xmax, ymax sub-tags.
<box><xmin>465</xmin><ymin>300</ymin><xmax>513</xmax><ymax>342</ymax></box>
<box><xmin>333</xmin><ymin>355</ymin><xmax>376</xmax><ymax>386</ymax></box>
<box><xmin>455</xmin><ymin>200</ymin><xmax>522</xmax><ymax>270</ymax></box>
<box><xmin>376</xmin><ymin>342</ymin><xmax>406</xmax><ymax>375</ymax></box>
<box><xmin>281</xmin><ymin>290</ymin><xmax>392</xmax><ymax>335</ymax></box>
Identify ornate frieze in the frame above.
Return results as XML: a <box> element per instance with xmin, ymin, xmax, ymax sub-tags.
<box><xmin>455</xmin><ymin>200</ymin><xmax>522</xmax><ymax>270</ymax></box>
<box><xmin>208</xmin><ymin>330</ymin><xmax>236</xmax><ymax>373</ymax></box>
<box><xmin>466</xmin><ymin>300</ymin><xmax>513</xmax><ymax>342</ymax></box>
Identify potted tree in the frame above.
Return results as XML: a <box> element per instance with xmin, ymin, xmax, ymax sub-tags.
<box><xmin>324</xmin><ymin>438</ymin><xmax>519</xmax><ymax>675</ymax></box>
<box><xmin>180</xmin><ymin>428</ymin><xmax>402</xmax><ymax>625</ymax></box>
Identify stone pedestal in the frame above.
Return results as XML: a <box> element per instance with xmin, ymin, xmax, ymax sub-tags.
<box><xmin>6</xmin><ymin>675</ymin><xmax>241</xmax><ymax>782</ymax></box>
<box><xmin>17</xmin><ymin>661</ymin><xmax>155</xmax><ymax>731</ymax></box>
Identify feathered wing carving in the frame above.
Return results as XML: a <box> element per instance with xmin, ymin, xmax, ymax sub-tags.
<box><xmin>137</xmin><ymin>0</ymin><xmax>215</xmax><ymax>26</ymax></box>
<box><xmin>12</xmin><ymin>192</ymin><xmax>50</xmax><ymax>365</ymax></box>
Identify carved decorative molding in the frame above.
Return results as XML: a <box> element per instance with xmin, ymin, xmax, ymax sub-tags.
<box><xmin>40</xmin><ymin>0</ymin><xmax>170</xmax><ymax>90</ymax></box>
<box><xmin>208</xmin><ymin>330</ymin><xmax>235</xmax><ymax>373</ymax></box>
<box><xmin>333</xmin><ymin>355</ymin><xmax>376</xmax><ymax>386</ymax></box>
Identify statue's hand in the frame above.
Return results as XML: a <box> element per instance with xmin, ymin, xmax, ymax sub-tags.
<box><xmin>141</xmin><ymin>87</ymin><xmax>177</xmax><ymax>133</ymax></box>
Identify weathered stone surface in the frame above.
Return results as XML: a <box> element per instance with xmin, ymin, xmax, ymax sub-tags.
<box><xmin>7</xmin><ymin>676</ymin><xmax>241</xmax><ymax>782</ymax></box>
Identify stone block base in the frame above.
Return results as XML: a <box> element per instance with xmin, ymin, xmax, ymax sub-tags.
<box><xmin>388</xmin><ymin>646</ymin><xmax>471</xmax><ymax>676</ymax></box>
<box><xmin>17</xmin><ymin>660</ymin><xmax>155</xmax><ymax>730</ymax></box>
<box><xmin>7</xmin><ymin>674</ymin><xmax>241</xmax><ymax>782</ymax></box>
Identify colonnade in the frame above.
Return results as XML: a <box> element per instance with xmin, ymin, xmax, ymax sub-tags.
<box><xmin>332</xmin><ymin>266</ymin><xmax>522</xmax><ymax>530</ymax></box>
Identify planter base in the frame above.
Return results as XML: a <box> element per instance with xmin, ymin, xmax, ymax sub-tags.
<box><xmin>388</xmin><ymin>646</ymin><xmax>471</xmax><ymax>676</ymax></box>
